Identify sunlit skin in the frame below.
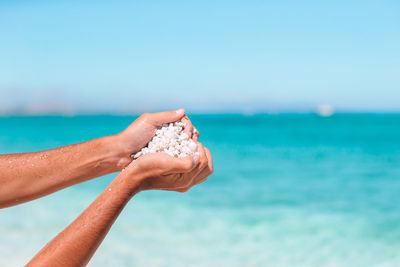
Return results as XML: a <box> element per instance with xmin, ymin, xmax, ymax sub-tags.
<box><xmin>27</xmin><ymin>144</ymin><xmax>212</xmax><ymax>267</ymax></box>
<box><xmin>0</xmin><ymin>109</ymin><xmax>212</xmax><ymax>266</ymax></box>
<box><xmin>0</xmin><ymin>109</ymin><xmax>199</xmax><ymax>208</ymax></box>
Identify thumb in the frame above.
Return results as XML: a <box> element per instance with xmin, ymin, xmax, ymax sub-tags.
<box><xmin>150</xmin><ymin>109</ymin><xmax>186</xmax><ymax>126</ymax></box>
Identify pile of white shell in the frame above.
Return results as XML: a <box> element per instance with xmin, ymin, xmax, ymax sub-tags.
<box><xmin>133</xmin><ymin>122</ymin><xmax>197</xmax><ymax>159</ymax></box>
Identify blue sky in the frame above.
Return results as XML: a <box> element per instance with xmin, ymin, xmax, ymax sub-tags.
<box><xmin>0</xmin><ymin>0</ymin><xmax>399</xmax><ymax>114</ymax></box>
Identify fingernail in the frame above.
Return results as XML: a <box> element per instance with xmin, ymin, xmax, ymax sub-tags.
<box><xmin>193</xmin><ymin>154</ymin><xmax>200</xmax><ymax>165</ymax></box>
<box><xmin>176</xmin><ymin>108</ymin><xmax>185</xmax><ymax>115</ymax></box>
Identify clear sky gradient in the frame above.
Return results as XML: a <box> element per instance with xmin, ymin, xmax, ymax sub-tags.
<box><xmin>1</xmin><ymin>0</ymin><xmax>399</xmax><ymax>114</ymax></box>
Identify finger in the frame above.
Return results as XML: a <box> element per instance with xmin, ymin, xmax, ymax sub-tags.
<box><xmin>181</xmin><ymin>164</ymin><xmax>209</xmax><ymax>192</ymax></box>
<box><xmin>195</xmin><ymin>142</ymin><xmax>208</xmax><ymax>172</ymax></box>
<box><xmin>181</xmin><ymin>115</ymin><xmax>194</xmax><ymax>138</ymax></box>
<box><xmin>194</xmin><ymin>147</ymin><xmax>213</xmax><ymax>185</ymax></box>
<box><xmin>179</xmin><ymin>143</ymin><xmax>207</xmax><ymax>189</ymax></box>
<box><xmin>169</xmin><ymin>143</ymin><xmax>207</xmax><ymax>190</ymax></box>
<box><xmin>167</xmin><ymin>153</ymin><xmax>200</xmax><ymax>173</ymax></box>
<box><xmin>167</xmin><ymin>145</ymin><xmax>210</xmax><ymax>192</ymax></box>
<box><xmin>193</xmin><ymin>168</ymin><xmax>209</xmax><ymax>186</ymax></box>
<box><xmin>183</xmin><ymin>142</ymin><xmax>207</xmax><ymax>177</ymax></box>
<box><xmin>192</xmin><ymin>127</ymin><xmax>200</xmax><ymax>141</ymax></box>
<box><xmin>150</xmin><ymin>109</ymin><xmax>186</xmax><ymax>126</ymax></box>
<box><xmin>164</xmin><ymin>186</ymin><xmax>190</xmax><ymax>193</ymax></box>
<box><xmin>204</xmin><ymin>147</ymin><xmax>213</xmax><ymax>175</ymax></box>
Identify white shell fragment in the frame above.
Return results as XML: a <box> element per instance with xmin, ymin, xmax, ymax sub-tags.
<box><xmin>133</xmin><ymin>122</ymin><xmax>198</xmax><ymax>159</ymax></box>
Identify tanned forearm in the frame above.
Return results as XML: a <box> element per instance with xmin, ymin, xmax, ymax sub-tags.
<box><xmin>0</xmin><ymin>135</ymin><xmax>128</xmax><ymax>208</ymax></box>
<box><xmin>0</xmin><ymin>110</ymin><xmax>192</xmax><ymax>208</ymax></box>
<box><xmin>27</xmin><ymin>170</ymin><xmax>141</xmax><ymax>267</ymax></box>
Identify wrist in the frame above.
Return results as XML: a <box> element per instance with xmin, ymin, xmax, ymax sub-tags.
<box><xmin>101</xmin><ymin>135</ymin><xmax>132</xmax><ymax>172</ymax></box>
<box><xmin>115</xmin><ymin>163</ymin><xmax>146</xmax><ymax>197</ymax></box>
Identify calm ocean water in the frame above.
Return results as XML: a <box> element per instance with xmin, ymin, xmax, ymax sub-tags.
<box><xmin>1</xmin><ymin>114</ymin><xmax>400</xmax><ymax>266</ymax></box>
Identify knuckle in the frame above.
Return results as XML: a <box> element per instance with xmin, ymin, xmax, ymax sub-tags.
<box><xmin>140</xmin><ymin>113</ymin><xmax>151</xmax><ymax>122</ymax></box>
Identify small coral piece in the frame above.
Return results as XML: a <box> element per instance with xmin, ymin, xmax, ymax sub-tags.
<box><xmin>132</xmin><ymin>122</ymin><xmax>198</xmax><ymax>159</ymax></box>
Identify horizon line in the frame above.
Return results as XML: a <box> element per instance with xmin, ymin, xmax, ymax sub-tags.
<box><xmin>2</xmin><ymin>110</ymin><xmax>400</xmax><ymax>117</ymax></box>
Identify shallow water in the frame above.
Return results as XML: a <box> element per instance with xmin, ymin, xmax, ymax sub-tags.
<box><xmin>1</xmin><ymin>114</ymin><xmax>400</xmax><ymax>266</ymax></box>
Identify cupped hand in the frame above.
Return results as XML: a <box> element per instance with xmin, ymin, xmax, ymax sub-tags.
<box><xmin>113</xmin><ymin>109</ymin><xmax>198</xmax><ymax>169</ymax></box>
<box><xmin>123</xmin><ymin>142</ymin><xmax>213</xmax><ymax>193</ymax></box>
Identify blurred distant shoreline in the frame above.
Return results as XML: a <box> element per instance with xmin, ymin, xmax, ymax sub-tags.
<box><xmin>1</xmin><ymin>103</ymin><xmax>400</xmax><ymax>117</ymax></box>
<box><xmin>2</xmin><ymin>101</ymin><xmax>400</xmax><ymax>117</ymax></box>
<box><xmin>1</xmin><ymin>111</ymin><xmax>400</xmax><ymax>118</ymax></box>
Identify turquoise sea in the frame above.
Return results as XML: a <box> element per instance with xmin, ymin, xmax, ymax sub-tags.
<box><xmin>1</xmin><ymin>114</ymin><xmax>400</xmax><ymax>266</ymax></box>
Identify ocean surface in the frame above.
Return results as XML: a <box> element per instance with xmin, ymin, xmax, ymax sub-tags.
<box><xmin>1</xmin><ymin>114</ymin><xmax>400</xmax><ymax>267</ymax></box>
